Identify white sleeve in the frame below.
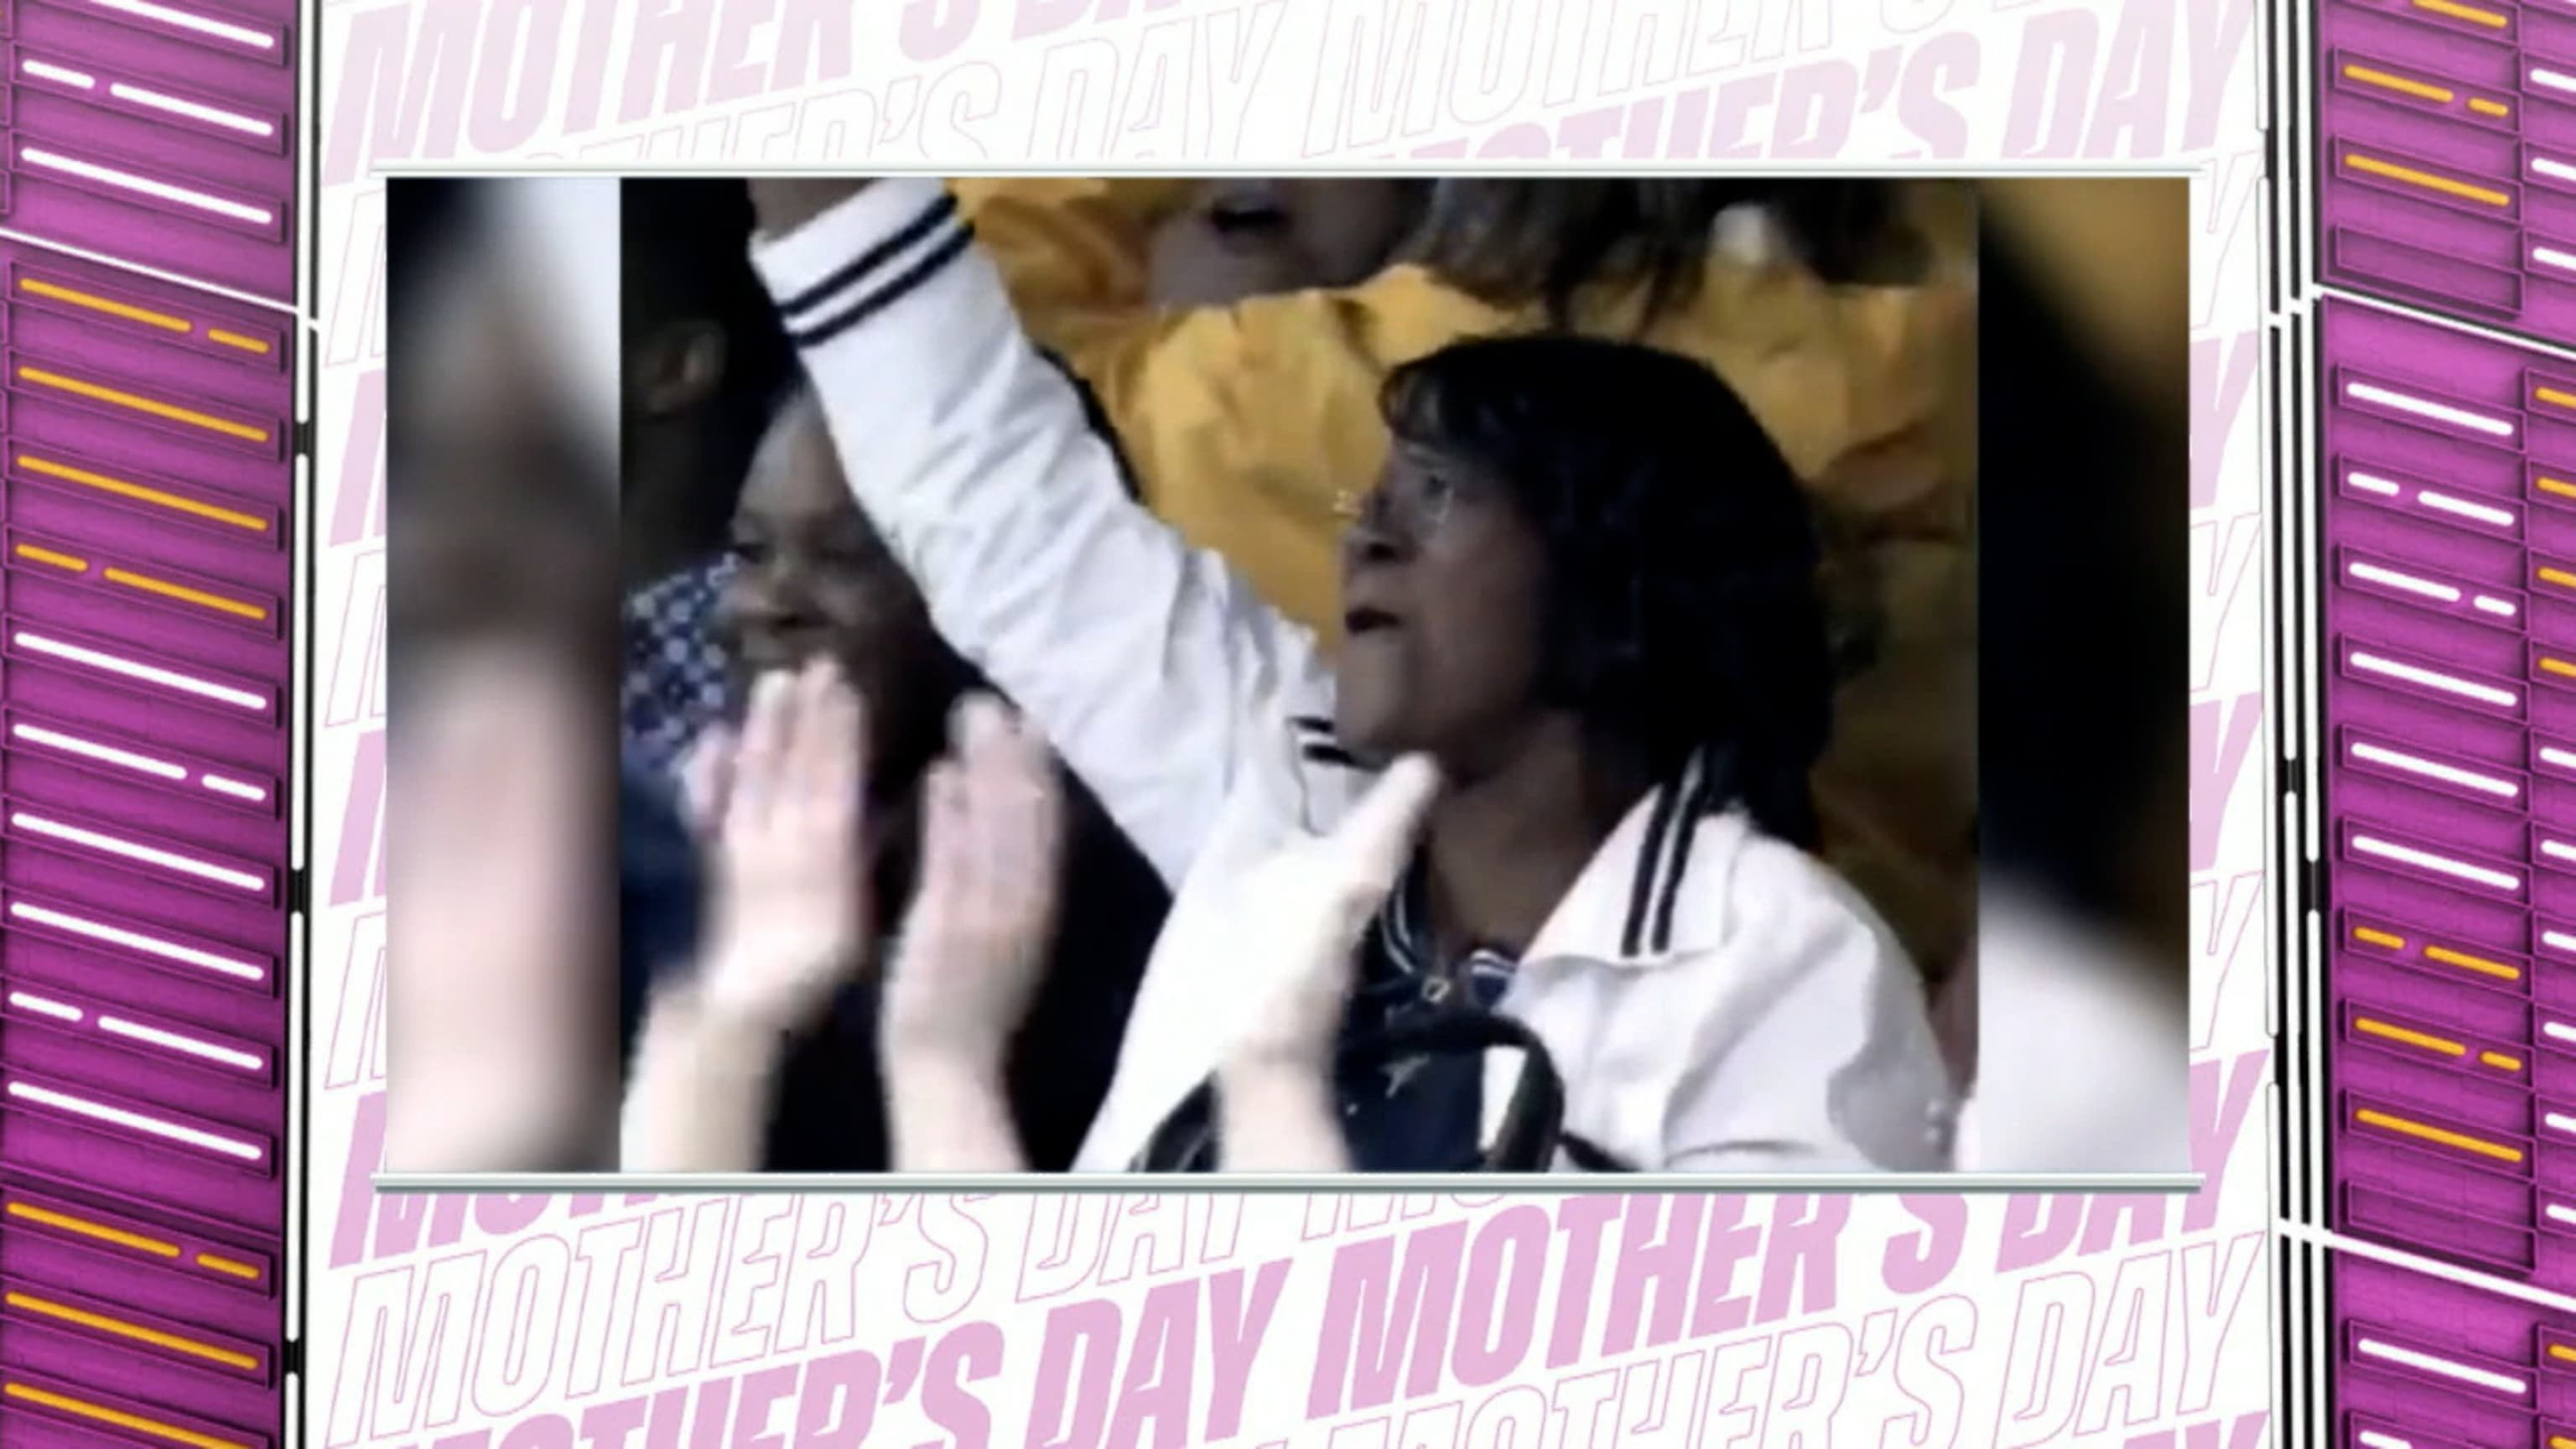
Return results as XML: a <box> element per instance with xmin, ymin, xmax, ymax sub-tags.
<box><xmin>1663</xmin><ymin>847</ymin><xmax>1957</xmax><ymax>1173</ymax></box>
<box><xmin>748</xmin><ymin>180</ymin><xmax>1328</xmax><ymax>887</ymax></box>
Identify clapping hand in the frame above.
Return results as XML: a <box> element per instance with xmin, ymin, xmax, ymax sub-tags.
<box><xmin>1224</xmin><ymin>756</ymin><xmax>1442</xmax><ymax>1072</ymax></box>
<box><xmin>880</xmin><ymin>694</ymin><xmax>1067</xmax><ymax>1171</ymax></box>
<box><xmin>621</xmin><ymin>659</ymin><xmax>870</xmax><ymax>1173</ymax></box>
<box><xmin>1218</xmin><ymin>756</ymin><xmax>1442</xmax><ymax>1173</ymax></box>
<box><xmin>697</xmin><ymin>658</ymin><xmax>871</xmax><ymax>1036</ymax></box>
<box><xmin>883</xmin><ymin>695</ymin><xmax>1065</xmax><ymax>1072</ymax></box>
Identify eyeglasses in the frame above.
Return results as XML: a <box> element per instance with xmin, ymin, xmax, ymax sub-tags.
<box><xmin>1334</xmin><ymin>469</ymin><xmax>1462</xmax><ymax>541</ymax></box>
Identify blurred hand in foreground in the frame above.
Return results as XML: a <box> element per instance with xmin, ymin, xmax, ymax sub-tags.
<box><xmin>1219</xmin><ymin>755</ymin><xmax>1442</xmax><ymax>1174</ymax></box>
<box><xmin>387</xmin><ymin>647</ymin><xmax>603</xmax><ymax>1172</ymax></box>
<box><xmin>1223</xmin><ymin>755</ymin><xmax>1442</xmax><ymax>1074</ymax></box>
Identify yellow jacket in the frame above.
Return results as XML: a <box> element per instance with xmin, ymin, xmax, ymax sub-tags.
<box><xmin>949</xmin><ymin>178</ymin><xmax>1979</xmax><ymax>980</ymax></box>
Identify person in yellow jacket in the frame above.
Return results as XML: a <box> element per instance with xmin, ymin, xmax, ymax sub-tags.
<box><xmin>938</xmin><ymin>175</ymin><xmax>1979</xmax><ymax>1007</ymax></box>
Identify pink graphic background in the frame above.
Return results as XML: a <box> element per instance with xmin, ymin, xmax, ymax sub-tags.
<box><xmin>307</xmin><ymin>2</ymin><xmax>2272</xmax><ymax>1445</ymax></box>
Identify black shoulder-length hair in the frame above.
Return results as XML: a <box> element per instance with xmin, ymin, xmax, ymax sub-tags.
<box><xmin>1379</xmin><ymin>333</ymin><xmax>1834</xmax><ymax>849</ymax></box>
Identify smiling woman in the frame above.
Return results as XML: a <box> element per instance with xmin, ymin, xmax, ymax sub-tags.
<box><xmin>619</xmin><ymin>382</ymin><xmax>1169</xmax><ymax>1175</ymax></box>
<box><xmin>717</xmin><ymin>388</ymin><xmax>969</xmax><ymax>797</ymax></box>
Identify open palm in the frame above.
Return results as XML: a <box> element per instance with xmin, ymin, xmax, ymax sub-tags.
<box><xmin>883</xmin><ymin>696</ymin><xmax>1065</xmax><ymax>1069</ymax></box>
<box><xmin>699</xmin><ymin>660</ymin><xmax>870</xmax><ymax>1035</ymax></box>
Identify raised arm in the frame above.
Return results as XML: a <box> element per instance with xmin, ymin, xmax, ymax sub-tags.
<box><xmin>747</xmin><ymin>179</ymin><xmax>1327</xmax><ymax>887</ymax></box>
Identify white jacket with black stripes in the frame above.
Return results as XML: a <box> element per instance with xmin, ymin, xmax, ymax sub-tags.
<box><xmin>750</xmin><ymin>179</ymin><xmax>1959</xmax><ymax>1174</ymax></box>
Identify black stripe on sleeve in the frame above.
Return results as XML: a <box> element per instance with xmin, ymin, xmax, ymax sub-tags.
<box><xmin>1037</xmin><ymin>349</ymin><xmax>1146</xmax><ymax>503</ymax></box>
<box><xmin>1648</xmin><ymin>749</ymin><xmax>1722</xmax><ymax>953</ymax></box>
<box><xmin>776</xmin><ymin>190</ymin><xmax>961</xmax><ymax>321</ymax></box>
<box><xmin>786</xmin><ymin>221</ymin><xmax>977</xmax><ymax>349</ymax></box>
<box><xmin>1619</xmin><ymin>773</ymin><xmax>1688</xmax><ymax>958</ymax></box>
